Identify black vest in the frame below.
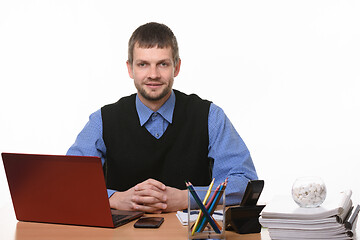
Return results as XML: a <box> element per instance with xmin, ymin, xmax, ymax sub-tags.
<box><xmin>101</xmin><ymin>90</ymin><xmax>213</xmax><ymax>191</ymax></box>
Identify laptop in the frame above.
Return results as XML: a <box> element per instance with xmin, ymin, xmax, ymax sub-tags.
<box><xmin>1</xmin><ymin>152</ymin><xmax>144</xmax><ymax>228</ymax></box>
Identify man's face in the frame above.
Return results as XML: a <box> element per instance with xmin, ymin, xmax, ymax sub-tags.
<box><xmin>127</xmin><ymin>44</ymin><xmax>180</xmax><ymax>107</ymax></box>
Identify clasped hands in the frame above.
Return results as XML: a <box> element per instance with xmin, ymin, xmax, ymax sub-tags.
<box><xmin>109</xmin><ymin>178</ymin><xmax>187</xmax><ymax>213</ymax></box>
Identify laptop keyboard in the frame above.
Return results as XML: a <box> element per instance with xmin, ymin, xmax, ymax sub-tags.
<box><xmin>112</xmin><ymin>214</ymin><xmax>127</xmax><ymax>225</ymax></box>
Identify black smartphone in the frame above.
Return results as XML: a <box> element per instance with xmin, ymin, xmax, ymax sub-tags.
<box><xmin>240</xmin><ymin>180</ymin><xmax>264</xmax><ymax>206</ymax></box>
<box><xmin>133</xmin><ymin>217</ymin><xmax>164</xmax><ymax>228</ymax></box>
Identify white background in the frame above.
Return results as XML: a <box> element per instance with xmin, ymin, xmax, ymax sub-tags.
<box><xmin>1</xmin><ymin>0</ymin><xmax>359</xmax><ymax>209</ymax></box>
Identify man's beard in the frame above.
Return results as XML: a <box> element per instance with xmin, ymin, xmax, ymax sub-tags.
<box><xmin>136</xmin><ymin>83</ymin><xmax>172</xmax><ymax>102</ymax></box>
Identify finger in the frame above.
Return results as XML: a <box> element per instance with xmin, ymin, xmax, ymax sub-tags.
<box><xmin>134</xmin><ymin>183</ymin><xmax>164</xmax><ymax>193</ymax></box>
<box><xmin>133</xmin><ymin>188</ymin><xmax>167</xmax><ymax>201</ymax></box>
<box><xmin>132</xmin><ymin>202</ymin><xmax>167</xmax><ymax>213</ymax></box>
<box><xmin>132</xmin><ymin>194</ymin><xmax>167</xmax><ymax>205</ymax></box>
<box><xmin>134</xmin><ymin>179</ymin><xmax>166</xmax><ymax>191</ymax></box>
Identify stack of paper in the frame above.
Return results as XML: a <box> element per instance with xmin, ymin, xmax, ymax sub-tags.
<box><xmin>259</xmin><ymin>190</ymin><xmax>359</xmax><ymax>240</ymax></box>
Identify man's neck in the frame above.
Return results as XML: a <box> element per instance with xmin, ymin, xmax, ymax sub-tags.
<box><xmin>137</xmin><ymin>92</ymin><xmax>172</xmax><ymax>112</ymax></box>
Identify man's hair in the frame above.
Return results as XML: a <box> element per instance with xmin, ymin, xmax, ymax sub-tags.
<box><xmin>128</xmin><ymin>22</ymin><xmax>179</xmax><ymax>65</ymax></box>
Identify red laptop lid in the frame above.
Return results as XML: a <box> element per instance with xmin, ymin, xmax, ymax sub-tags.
<box><xmin>1</xmin><ymin>153</ymin><xmax>115</xmax><ymax>227</ymax></box>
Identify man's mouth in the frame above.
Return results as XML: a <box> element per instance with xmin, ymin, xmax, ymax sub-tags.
<box><xmin>146</xmin><ymin>82</ymin><xmax>163</xmax><ymax>89</ymax></box>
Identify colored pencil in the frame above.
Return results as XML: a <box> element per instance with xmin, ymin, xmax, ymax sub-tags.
<box><xmin>197</xmin><ymin>178</ymin><xmax>228</xmax><ymax>232</ymax></box>
<box><xmin>186</xmin><ymin>182</ymin><xmax>221</xmax><ymax>234</ymax></box>
<box><xmin>193</xmin><ymin>182</ymin><xmax>221</xmax><ymax>232</ymax></box>
<box><xmin>191</xmin><ymin>178</ymin><xmax>215</xmax><ymax>235</ymax></box>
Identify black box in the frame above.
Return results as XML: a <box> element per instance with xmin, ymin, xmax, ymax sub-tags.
<box><xmin>225</xmin><ymin>205</ymin><xmax>265</xmax><ymax>234</ymax></box>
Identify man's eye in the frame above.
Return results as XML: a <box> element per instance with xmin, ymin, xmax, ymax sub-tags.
<box><xmin>138</xmin><ymin>63</ymin><xmax>147</xmax><ymax>67</ymax></box>
<box><xmin>160</xmin><ymin>62</ymin><xmax>169</xmax><ymax>67</ymax></box>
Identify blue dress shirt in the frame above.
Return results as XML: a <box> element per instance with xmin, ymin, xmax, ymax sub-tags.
<box><xmin>67</xmin><ymin>91</ymin><xmax>258</xmax><ymax>205</ymax></box>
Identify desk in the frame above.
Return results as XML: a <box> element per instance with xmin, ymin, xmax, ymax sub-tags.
<box><xmin>1</xmin><ymin>204</ymin><xmax>271</xmax><ymax>240</ymax></box>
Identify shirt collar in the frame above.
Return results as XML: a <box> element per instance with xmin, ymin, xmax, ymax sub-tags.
<box><xmin>136</xmin><ymin>91</ymin><xmax>175</xmax><ymax>126</ymax></box>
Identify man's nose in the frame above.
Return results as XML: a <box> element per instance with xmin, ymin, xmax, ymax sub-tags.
<box><xmin>149</xmin><ymin>65</ymin><xmax>160</xmax><ymax>79</ymax></box>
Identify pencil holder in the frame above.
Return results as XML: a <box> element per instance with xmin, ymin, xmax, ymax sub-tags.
<box><xmin>187</xmin><ymin>189</ymin><xmax>226</xmax><ymax>240</ymax></box>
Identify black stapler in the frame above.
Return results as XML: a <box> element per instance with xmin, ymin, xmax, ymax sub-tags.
<box><xmin>225</xmin><ymin>180</ymin><xmax>265</xmax><ymax>234</ymax></box>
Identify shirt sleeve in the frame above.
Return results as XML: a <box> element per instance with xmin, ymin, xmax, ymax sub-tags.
<box><xmin>66</xmin><ymin>109</ymin><xmax>115</xmax><ymax>198</ymax></box>
<box><xmin>193</xmin><ymin>103</ymin><xmax>258</xmax><ymax>206</ymax></box>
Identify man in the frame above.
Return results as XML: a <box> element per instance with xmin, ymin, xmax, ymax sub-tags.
<box><xmin>67</xmin><ymin>22</ymin><xmax>258</xmax><ymax>213</ymax></box>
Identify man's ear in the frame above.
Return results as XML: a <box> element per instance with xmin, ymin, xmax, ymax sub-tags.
<box><xmin>174</xmin><ymin>58</ymin><xmax>181</xmax><ymax>77</ymax></box>
<box><xmin>126</xmin><ymin>60</ymin><xmax>134</xmax><ymax>79</ymax></box>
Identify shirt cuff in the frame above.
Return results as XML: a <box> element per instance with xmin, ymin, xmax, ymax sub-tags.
<box><xmin>107</xmin><ymin>189</ymin><xmax>117</xmax><ymax>198</ymax></box>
